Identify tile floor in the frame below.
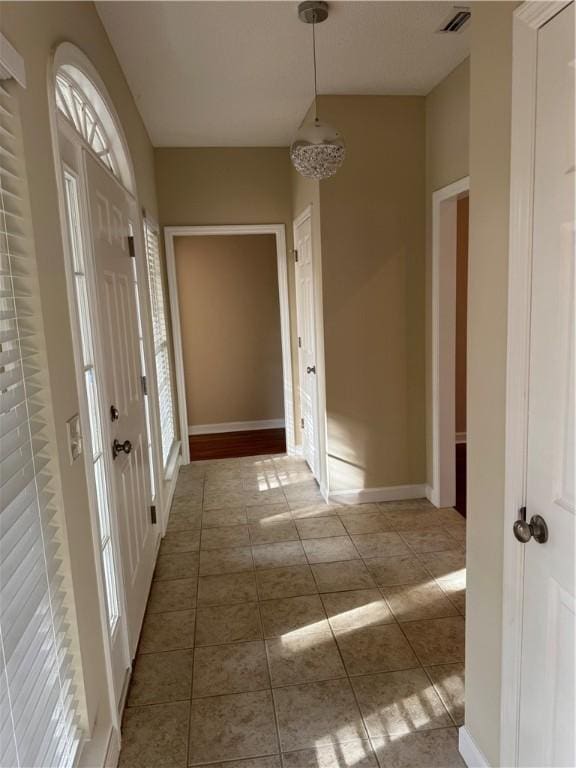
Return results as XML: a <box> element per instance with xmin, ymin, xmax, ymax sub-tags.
<box><xmin>119</xmin><ymin>454</ymin><xmax>466</xmax><ymax>768</ymax></box>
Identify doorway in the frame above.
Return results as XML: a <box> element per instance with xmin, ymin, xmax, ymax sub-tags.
<box><xmin>293</xmin><ymin>208</ymin><xmax>321</xmax><ymax>481</ymax></box>
<box><xmin>165</xmin><ymin>224</ymin><xmax>296</xmax><ymax>464</ymax></box>
<box><xmin>431</xmin><ymin>176</ymin><xmax>470</xmax><ymax>511</ymax></box>
<box><xmin>50</xmin><ymin>50</ymin><xmax>159</xmax><ymax>715</ymax></box>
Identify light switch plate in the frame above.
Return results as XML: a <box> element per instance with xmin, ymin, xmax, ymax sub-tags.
<box><xmin>66</xmin><ymin>413</ymin><xmax>83</xmax><ymax>464</ymax></box>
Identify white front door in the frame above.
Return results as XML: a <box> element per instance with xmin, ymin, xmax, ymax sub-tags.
<box><xmin>518</xmin><ymin>5</ymin><xmax>575</xmax><ymax>766</ymax></box>
<box><xmin>85</xmin><ymin>154</ymin><xmax>157</xmax><ymax>663</ymax></box>
<box><xmin>294</xmin><ymin>212</ymin><xmax>320</xmax><ymax>478</ymax></box>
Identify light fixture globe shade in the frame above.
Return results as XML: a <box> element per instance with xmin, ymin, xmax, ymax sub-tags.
<box><xmin>290</xmin><ymin>118</ymin><xmax>346</xmax><ymax>180</ymax></box>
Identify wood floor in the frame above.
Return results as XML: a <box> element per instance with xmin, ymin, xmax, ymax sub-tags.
<box><xmin>189</xmin><ymin>428</ymin><xmax>286</xmax><ymax>461</ymax></box>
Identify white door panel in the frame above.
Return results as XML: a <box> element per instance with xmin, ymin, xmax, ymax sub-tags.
<box><xmin>518</xmin><ymin>5</ymin><xmax>575</xmax><ymax>766</ymax></box>
<box><xmin>294</xmin><ymin>213</ymin><xmax>320</xmax><ymax>478</ymax></box>
<box><xmin>85</xmin><ymin>154</ymin><xmax>157</xmax><ymax>662</ymax></box>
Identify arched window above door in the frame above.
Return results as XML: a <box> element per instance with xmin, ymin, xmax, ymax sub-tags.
<box><xmin>54</xmin><ymin>63</ymin><xmax>133</xmax><ymax>192</ymax></box>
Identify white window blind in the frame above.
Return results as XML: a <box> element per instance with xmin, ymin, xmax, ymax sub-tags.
<box><xmin>144</xmin><ymin>218</ymin><xmax>175</xmax><ymax>468</ymax></box>
<box><xmin>0</xmin><ymin>82</ymin><xmax>82</xmax><ymax>766</ymax></box>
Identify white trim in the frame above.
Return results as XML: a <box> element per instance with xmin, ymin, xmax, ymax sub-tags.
<box><xmin>164</xmin><ymin>223</ymin><xmax>296</xmax><ymax>464</ymax></box>
<box><xmin>189</xmin><ymin>419</ymin><xmax>286</xmax><ymax>435</ymax></box>
<box><xmin>78</xmin><ymin>722</ymin><xmax>120</xmax><ymax>768</ymax></box>
<box><xmin>293</xmin><ymin>204</ymin><xmax>329</xmax><ymax>495</ymax></box>
<box><xmin>328</xmin><ymin>483</ymin><xmax>428</xmax><ymax>506</ymax></box>
<box><xmin>456</xmin><ymin>432</ymin><xmax>467</xmax><ymax>444</ymax></box>
<box><xmin>459</xmin><ymin>726</ymin><xmax>490</xmax><ymax>768</ymax></box>
<box><xmin>104</xmin><ymin>728</ymin><xmax>121</xmax><ymax>768</ymax></box>
<box><xmin>430</xmin><ymin>176</ymin><xmax>470</xmax><ymax>509</ymax></box>
<box><xmin>500</xmin><ymin>3</ymin><xmax>571</xmax><ymax>766</ymax></box>
<box><xmin>161</xmin><ymin>452</ymin><xmax>181</xmax><ymax>527</ymax></box>
<box><xmin>0</xmin><ymin>32</ymin><xmax>26</xmax><ymax>88</ymax></box>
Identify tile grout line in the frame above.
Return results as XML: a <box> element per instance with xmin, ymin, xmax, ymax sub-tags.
<box><xmin>126</xmin><ymin>458</ymin><xmax>465</xmax><ymax>766</ymax></box>
<box><xmin>186</xmin><ymin>472</ymin><xmax>205</xmax><ymax>768</ymax></box>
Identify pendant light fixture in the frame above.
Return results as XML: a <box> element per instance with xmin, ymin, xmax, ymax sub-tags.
<box><xmin>290</xmin><ymin>1</ymin><xmax>345</xmax><ymax>180</ymax></box>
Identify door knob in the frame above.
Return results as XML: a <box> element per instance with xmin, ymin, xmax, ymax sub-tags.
<box><xmin>306</xmin><ymin>365</ymin><xmax>316</xmax><ymax>374</ymax></box>
<box><xmin>112</xmin><ymin>439</ymin><xmax>132</xmax><ymax>459</ymax></box>
<box><xmin>513</xmin><ymin>507</ymin><xmax>548</xmax><ymax>544</ymax></box>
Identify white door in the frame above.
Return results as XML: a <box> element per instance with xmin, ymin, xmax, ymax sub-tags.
<box><xmin>85</xmin><ymin>154</ymin><xmax>157</xmax><ymax>663</ymax></box>
<box><xmin>294</xmin><ymin>212</ymin><xmax>320</xmax><ymax>478</ymax></box>
<box><xmin>517</xmin><ymin>5</ymin><xmax>575</xmax><ymax>766</ymax></box>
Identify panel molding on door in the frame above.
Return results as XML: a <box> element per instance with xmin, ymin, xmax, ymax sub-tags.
<box><xmin>502</xmin><ymin>4</ymin><xmax>575</xmax><ymax>767</ymax></box>
<box><xmin>294</xmin><ymin>210</ymin><xmax>320</xmax><ymax>480</ymax></box>
<box><xmin>85</xmin><ymin>152</ymin><xmax>158</xmax><ymax>659</ymax></box>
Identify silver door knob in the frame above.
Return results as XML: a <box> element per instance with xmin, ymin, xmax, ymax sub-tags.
<box><xmin>112</xmin><ymin>439</ymin><xmax>132</xmax><ymax>459</ymax></box>
<box><xmin>513</xmin><ymin>513</ymin><xmax>548</xmax><ymax>544</ymax></box>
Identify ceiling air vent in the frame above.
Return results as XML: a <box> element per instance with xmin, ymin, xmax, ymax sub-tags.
<box><xmin>438</xmin><ymin>9</ymin><xmax>471</xmax><ymax>33</ymax></box>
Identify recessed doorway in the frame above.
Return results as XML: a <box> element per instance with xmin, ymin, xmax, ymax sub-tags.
<box><xmin>165</xmin><ymin>224</ymin><xmax>296</xmax><ymax>464</ymax></box>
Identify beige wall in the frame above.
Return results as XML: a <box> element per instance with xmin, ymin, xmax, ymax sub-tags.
<box><xmin>425</xmin><ymin>58</ymin><xmax>470</xmax><ymax>481</ymax></box>
<box><xmin>174</xmin><ymin>234</ymin><xmax>284</xmax><ymax>427</ymax></box>
<box><xmin>316</xmin><ymin>95</ymin><xmax>426</xmax><ymax>492</ymax></box>
<box><xmin>0</xmin><ymin>0</ymin><xmax>160</xmax><ymax>755</ymax></box>
<box><xmin>155</xmin><ymin>147</ymin><xmax>301</xmax><ymax>440</ymax></box>
<box><xmin>466</xmin><ymin>2</ymin><xmax>516</xmax><ymax>764</ymax></box>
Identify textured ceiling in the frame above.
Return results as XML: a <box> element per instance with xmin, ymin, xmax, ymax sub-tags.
<box><xmin>97</xmin><ymin>1</ymin><xmax>470</xmax><ymax>146</ymax></box>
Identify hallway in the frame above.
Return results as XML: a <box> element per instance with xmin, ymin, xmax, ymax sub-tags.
<box><xmin>119</xmin><ymin>455</ymin><xmax>466</xmax><ymax>767</ymax></box>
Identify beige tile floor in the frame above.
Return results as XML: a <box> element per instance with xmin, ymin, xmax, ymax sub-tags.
<box><xmin>119</xmin><ymin>454</ymin><xmax>466</xmax><ymax>768</ymax></box>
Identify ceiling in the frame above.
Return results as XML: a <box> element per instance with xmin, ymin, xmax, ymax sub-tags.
<box><xmin>96</xmin><ymin>1</ymin><xmax>470</xmax><ymax>147</ymax></box>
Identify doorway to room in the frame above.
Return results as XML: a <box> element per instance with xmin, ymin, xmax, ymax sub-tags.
<box><xmin>165</xmin><ymin>225</ymin><xmax>296</xmax><ymax>463</ymax></box>
<box><xmin>454</xmin><ymin>194</ymin><xmax>469</xmax><ymax>516</ymax></box>
<box><xmin>431</xmin><ymin>176</ymin><xmax>470</xmax><ymax>515</ymax></box>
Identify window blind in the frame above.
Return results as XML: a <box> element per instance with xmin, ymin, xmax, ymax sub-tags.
<box><xmin>144</xmin><ymin>218</ymin><xmax>176</xmax><ymax>469</ymax></box>
<box><xmin>0</xmin><ymin>82</ymin><xmax>82</xmax><ymax>767</ymax></box>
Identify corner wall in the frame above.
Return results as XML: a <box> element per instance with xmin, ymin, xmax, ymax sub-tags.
<box><xmin>424</xmin><ymin>59</ymin><xmax>470</xmax><ymax>486</ymax></box>
<box><xmin>316</xmin><ymin>95</ymin><xmax>426</xmax><ymax>494</ymax></box>
<box><xmin>465</xmin><ymin>2</ymin><xmax>516</xmax><ymax>764</ymax></box>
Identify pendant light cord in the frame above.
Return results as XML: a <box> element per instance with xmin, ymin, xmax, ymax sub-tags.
<box><xmin>312</xmin><ymin>17</ymin><xmax>318</xmax><ymax>121</ymax></box>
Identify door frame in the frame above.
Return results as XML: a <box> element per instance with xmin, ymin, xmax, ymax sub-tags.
<box><xmin>164</xmin><ymin>223</ymin><xmax>296</xmax><ymax>464</ymax></box>
<box><xmin>500</xmin><ymin>2</ymin><xmax>572</xmax><ymax>765</ymax></box>
<box><xmin>430</xmin><ymin>176</ymin><xmax>470</xmax><ymax>509</ymax></box>
<box><xmin>293</xmin><ymin>204</ymin><xmax>329</xmax><ymax>496</ymax></box>
<box><xmin>47</xmin><ymin>42</ymin><xmax>164</xmax><ymax>732</ymax></box>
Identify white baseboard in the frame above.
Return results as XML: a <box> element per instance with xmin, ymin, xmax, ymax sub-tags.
<box><xmin>104</xmin><ymin>726</ymin><xmax>120</xmax><ymax>768</ymax></box>
<box><xmin>456</xmin><ymin>431</ymin><xmax>468</xmax><ymax>444</ymax></box>
<box><xmin>328</xmin><ymin>483</ymin><xmax>428</xmax><ymax>506</ymax></box>
<box><xmin>188</xmin><ymin>419</ymin><xmax>285</xmax><ymax>435</ymax></box>
<box><xmin>79</xmin><ymin>723</ymin><xmax>119</xmax><ymax>768</ymax></box>
<box><xmin>425</xmin><ymin>484</ymin><xmax>439</xmax><ymax>507</ymax></box>
<box><xmin>459</xmin><ymin>726</ymin><xmax>490</xmax><ymax>768</ymax></box>
<box><xmin>288</xmin><ymin>443</ymin><xmax>304</xmax><ymax>457</ymax></box>
<box><xmin>161</xmin><ymin>452</ymin><xmax>181</xmax><ymax>534</ymax></box>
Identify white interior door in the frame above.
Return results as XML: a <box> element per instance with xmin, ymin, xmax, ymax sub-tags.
<box><xmin>294</xmin><ymin>213</ymin><xmax>320</xmax><ymax>478</ymax></box>
<box><xmin>517</xmin><ymin>5</ymin><xmax>575</xmax><ymax>766</ymax></box>
<box><xmin>85</xmin><ymin>154</ymin><xmax>157</xmax><ymax>662</ymax></box>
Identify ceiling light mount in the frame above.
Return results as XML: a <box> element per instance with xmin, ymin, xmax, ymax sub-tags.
<box><xmin>298</xmin><ymin>1</ymin><xmax>329</xmax><ymax>25</ymax></box>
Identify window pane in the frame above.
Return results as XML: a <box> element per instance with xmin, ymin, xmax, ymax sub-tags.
<box><xmin>93</xmin><ymin>455</ymin><xmax>110</xmax><ymax>543</ymax></box>
<box><xmin>101</xmin><ymin>538</ymin><xmax>120</xmax><ymax>630</ymax></box>
<box><xmin>84</xmin><ymin>367</ymin><xmax>102</xmax><ymax>458</ymax></box>
<box><xmin>145</xmin><ymin>220</ymin><xmax>176</xmax><ymax>469</ymax></box>
<box><xmin>75</xmin><ymin>274</ymin><xmax>94</xmax><ymax>367</ymax></box>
